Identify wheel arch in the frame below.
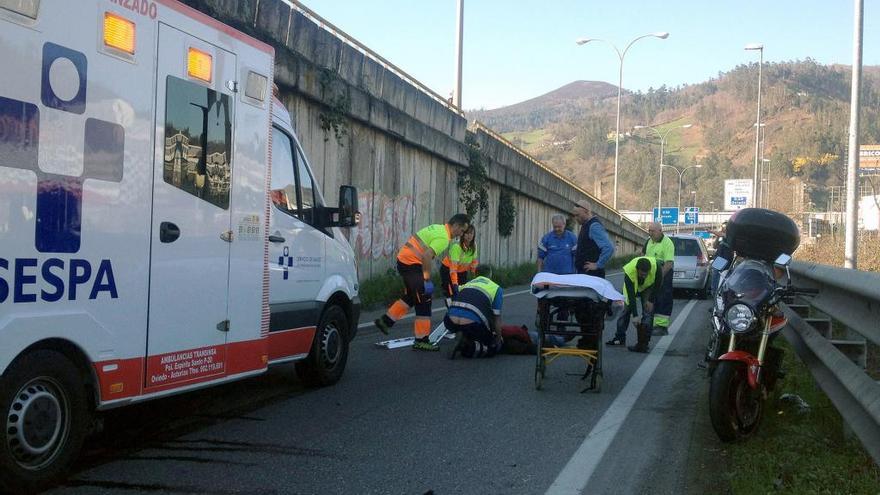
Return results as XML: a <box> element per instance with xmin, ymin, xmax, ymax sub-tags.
<box><xmin>4</xmin><ymin>339</ymin><xmax>99</xmax><ymax>410</ymax></box>
<box><xmin>323</xmin><ymin>290</ymin><xmax>354</xmax><ymax>339</ymax></box>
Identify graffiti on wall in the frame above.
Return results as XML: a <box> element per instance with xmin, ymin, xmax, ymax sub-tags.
<box><xmin>353</xmin><ymin>192</ymin><xmax>415</xmax><ymax>259</ymax></box>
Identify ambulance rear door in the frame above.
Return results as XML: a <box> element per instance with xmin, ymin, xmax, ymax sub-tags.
<box><xmin>145</xmin><ymin>23</ymin><xmax>237</xmax><ymax>390</ymax></box>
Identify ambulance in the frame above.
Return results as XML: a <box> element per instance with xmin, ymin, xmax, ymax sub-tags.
<box><xmin>0</xmin><ymin>0</ymin><xmax>360</xmax><ymax>490</ymax></box>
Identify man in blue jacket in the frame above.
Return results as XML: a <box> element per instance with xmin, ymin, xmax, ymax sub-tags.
<box><xmin>537</xmin><ymin>214</ymin><xmax>578</xmax><ymax>275</ymax></box>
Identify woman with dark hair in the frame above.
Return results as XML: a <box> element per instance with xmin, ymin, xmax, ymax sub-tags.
<box><xmin>440</xmin><ymin>224</ymin><xmax>479</xmax><ymax>306</ymax></box>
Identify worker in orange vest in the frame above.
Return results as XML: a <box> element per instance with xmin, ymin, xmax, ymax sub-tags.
<box><xmin>375</xmin><ymin>214</ymin><xmax>471</xmax><ymax>350</ymax></box>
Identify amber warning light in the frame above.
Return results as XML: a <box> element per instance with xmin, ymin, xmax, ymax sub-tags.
<box><xmin>187</xmin><ymin>48</ymin><xmax>212</xmax><ymax>83</ymax></box>
<box><xmin>103</xmin><ymin>12</ymin><xmax>135</xmax><ymax>54</ymax></box>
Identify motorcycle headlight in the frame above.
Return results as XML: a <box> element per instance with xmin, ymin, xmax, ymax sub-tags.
<box><xmin>725</xmin><ymin>303</ymin><xmax>754</xmax><ymax>333</ymax></box>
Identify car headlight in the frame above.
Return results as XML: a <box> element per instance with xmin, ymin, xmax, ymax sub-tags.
<box><xmin>725</xmin><ymin>303</ymin><xmax>754</xmax><ymax>333</ymax></box>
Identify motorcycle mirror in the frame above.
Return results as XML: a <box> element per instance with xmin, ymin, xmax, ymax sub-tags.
<box><xmin>711</xmin><ymin>256</ymin><xmax>731</xmax><ymax>272</ymax></box>
<box><xmin>773</xmin><ymin>253</ymin><xmax>792</xmax><ymax>267</ymax></box>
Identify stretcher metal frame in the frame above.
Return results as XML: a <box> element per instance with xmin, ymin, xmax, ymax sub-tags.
<box><xmin>533</xmin><ymin>286</ymin><xmax>608</xmax><ymax>393</ymax></box>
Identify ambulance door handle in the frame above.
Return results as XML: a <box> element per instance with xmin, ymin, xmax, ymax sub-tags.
<box><xmin>268</xmin><ymin>234</ymin><xmax>286</xmax><ymax>243</ymax></box>
<box><xmin>159</xmin><ymin>222</ymin><xmax>180</xmax><ymax>243</ymax></box>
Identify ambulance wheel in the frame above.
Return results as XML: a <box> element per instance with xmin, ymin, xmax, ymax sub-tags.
<box><xmin>0</xmin><ymin>350</ymin><xmax>90</xmax><ymax>494</ymax></box>
<box><xmin>296</xmin><ymin>305</ymin><xmax>350</xmax><ymax>387</ymax></box>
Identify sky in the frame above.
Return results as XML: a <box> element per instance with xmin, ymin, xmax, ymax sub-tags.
<box><xmin>295</xmin><ymin>1</ymin><xmax>880</xmax><ymax>111</ymax></box>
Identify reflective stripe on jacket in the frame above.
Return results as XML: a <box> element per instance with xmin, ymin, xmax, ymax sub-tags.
<box><xmin>397</xmin><ymin>224</ymin><xmax>452</xmax><ymax>265</ymax></box>
<box><xmin>442</xmin><ymin>242</ymin><xmax>478</xmax><ymax>271</ymax></box>
<box><xmin>450</xmin><ymin>276</ymin><xmax>501</xmax><ymax>329</ymax></box>
<box><xmin>622</xmin><ymin>256</ymin><xmax>660</xmax><ymax>305</ymax></box>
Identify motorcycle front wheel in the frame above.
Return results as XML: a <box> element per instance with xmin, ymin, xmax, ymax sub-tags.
<box><xmin>709</xmin><ymin>360</ymin><xmax>763</xmax><ymax>442</ymax></box>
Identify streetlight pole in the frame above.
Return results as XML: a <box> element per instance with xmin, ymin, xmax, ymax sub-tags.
<box><xmin>577</xmin><ymin>32</ymin><xmax>669</xmax><ymax>210</ymax></box>
<box><xmin>762</xmin><ymin>158</ymin><xmax>771</xmax><ymax>208</ymax></box>
<box><xmin>746</xmin><ymin>43</ymin><xmax>764</xmax><ymax>207</ymax></box>
<box><xmin>845</xmin><ymin>0</ymin><xmax>863</xmax><ymax>269</ymax></box>
<box><xmin>453</xmin><ymin>0</ymin><xmax>464</xmax><ymax>108</ymax></box>
<box><xmin>662</xmin><ymin>164</ymin><xmax>702</xmax><ymax>233</ymax></box>
<box><xmin>634</xmin><ymin>123</ymin><xmax>692</xmax><ymax>214</ymax></box>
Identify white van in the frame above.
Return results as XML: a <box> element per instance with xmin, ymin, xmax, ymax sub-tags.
<box><xmin>0</xmin><ymin>0</ymin><xmax>359</xmax><ymax>490</ymax></box>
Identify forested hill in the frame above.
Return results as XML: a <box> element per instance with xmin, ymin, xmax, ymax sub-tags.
<box><xmin>467</xmin><ymin>60</ymin><xmax>880</xmax><ymax>213</ymax></box>
<box><xmin>468</xmin><ymin>80</ymin><xmax>618</xmax><ymax>133</ymax></box>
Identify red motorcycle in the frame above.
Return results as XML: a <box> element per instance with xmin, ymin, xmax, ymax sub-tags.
<box><xmin>705</xmin><ymin>209</ymin><xmax>817</xmax><ymax>441</ymax></box>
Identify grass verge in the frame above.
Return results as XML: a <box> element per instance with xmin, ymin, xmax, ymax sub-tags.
<box><xmin>719</xmin><ymin>339</ymin><xmax>880</xmax><ymax>494</ymax></box>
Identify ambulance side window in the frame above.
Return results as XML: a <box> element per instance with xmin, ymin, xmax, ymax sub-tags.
<box><xmin>294</xmin><ymin>146</ymin><xmax>317</xmax><ymax>226</ymax></box>
<box><xmin>271</xmin><ymin>127</ymin><xmax>320</xmax><ymax>227</ymax></box>
<box><xmin>162</xmin><ymin>76</ymin><xmax>233</xmax><ymax>209</ymax></box>
<box><xmin>270</xmin><ymin>127</ymin><xmax>299</xmax><ymax>217</ymax></box>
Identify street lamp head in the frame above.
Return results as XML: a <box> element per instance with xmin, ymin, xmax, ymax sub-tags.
<box><xmin>695</xmin><ymin>164</ymin><xmax>703</xmax><ymax>168</ymax></box>
<box><xmin>575</xmin><ymin>37</ymin><xmax>593</xmax><ymax>45</ymax></box>
<box><xmin>681</xmin><ymin>124</ymin><xmax>693</xmax><ymax>129</ymax></box>
<box><xmin>744</xmin><ymin>43</ymin><xmax>764</xmax><ymax>51</ymax></box>
<box><xmin>653</xmin><ymin>32</ymin><xmax>670</xmax><ymax>39</ymax></box>
<box><xmin>762</xmin><ymin>158</ymin><xmax>771</xmax><ymax>163</ymax></box>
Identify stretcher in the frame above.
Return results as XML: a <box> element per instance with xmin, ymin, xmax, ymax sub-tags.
<box><xmin>531</xmin><ymin>273</ymin><xmax>625</xmax><ymax>393</ymax></box>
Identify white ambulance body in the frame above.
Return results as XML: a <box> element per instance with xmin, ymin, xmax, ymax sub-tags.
<box><xmin>0</xmin><ymin>0</ymin><xmax>359</xmax><ymax>490</ymax></box>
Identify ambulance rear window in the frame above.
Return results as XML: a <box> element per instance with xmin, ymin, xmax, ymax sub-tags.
<box><xmin>162</xmin><ymin>76</ymin><xmax>233</xmax><ymax>209</ymax></box>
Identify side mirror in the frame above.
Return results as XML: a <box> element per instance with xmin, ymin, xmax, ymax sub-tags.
<box><xmin>711</xmin><ymin>256</ymin><xmax>731</xmax><ymax>272</ymax></box>
<box><xmin>773</xmin><ymin>253</ymin><xmax>792</xmax><ymax>268</ymax></box>
<box><xmin>334</xmin><ymin>185</ymin><xmax>359</xmax><ymax>228</ymax></box>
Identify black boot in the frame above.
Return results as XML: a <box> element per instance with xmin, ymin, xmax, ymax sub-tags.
<box><xmin>628</xmin><ymin>323</ymin><xmax>650</xmax><ymax>353</ymax></box>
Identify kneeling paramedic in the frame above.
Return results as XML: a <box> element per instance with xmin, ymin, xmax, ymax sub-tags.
<box><xmin>444</xmin><ymin>265</ymin><xmax>504</xmax><ymax>358</ymax></box>
<box><xmin>375</xmin><ymin>214</ymin><xmax>471</xmax><ymax>351</ymax></box>
<box><xmin>606</xmin><ymin>256</ymin><xmax>664</xmax><ymax>353</ymax></box>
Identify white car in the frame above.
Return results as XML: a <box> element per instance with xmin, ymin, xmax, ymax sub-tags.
<box><xmin>670</xmin><ymin>234</ymin><xmax>711</xmax><ymax>299</ymax></box>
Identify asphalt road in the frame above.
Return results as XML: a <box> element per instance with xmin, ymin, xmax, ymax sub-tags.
<box><xmin>47</xmin><ymin>273</ymin><xmax>716</xmax><ymax>495</ymax></box>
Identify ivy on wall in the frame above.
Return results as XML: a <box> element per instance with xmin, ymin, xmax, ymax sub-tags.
<box><xmin>318</xmin><ymin>67</ymin><xmax>351</xmax><ymax>146</ymax></box>
<box><xmin>498</xmin><ymin>188</ymin><xmax>517</xmax><ymax>237</ymax></box>
<box><xmin>458</xmin><ymin>134</ymin><xmax>490</xmax><ymax>223</ymax></box>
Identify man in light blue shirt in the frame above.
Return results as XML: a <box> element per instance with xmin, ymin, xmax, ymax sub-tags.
<box><xmin>537</xmin><ymin>214</ymin><xmax>577</xmax><ymax>275</ymax></box>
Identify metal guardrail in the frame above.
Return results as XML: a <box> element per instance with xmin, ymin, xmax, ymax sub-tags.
<box><xmin>783</xmin><ymin>260</ymin><xmax>880</xmax><ymax>465</ymax></box>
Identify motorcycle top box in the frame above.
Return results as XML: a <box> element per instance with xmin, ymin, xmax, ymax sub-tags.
<box><xmin>726</xmin><ymin>208</ymin><xmax>800</xmax><ymax>261</ymax></box>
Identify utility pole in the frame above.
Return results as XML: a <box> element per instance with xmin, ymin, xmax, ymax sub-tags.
<box><xmin>845</xmin><ymin>0</ymin><xmax>863</xmax><ymax>269</ymax></box>
<box><xmin>453</xmin><ymin>0</ymin><xmax>464</xmax><ymax>109</ymax></box>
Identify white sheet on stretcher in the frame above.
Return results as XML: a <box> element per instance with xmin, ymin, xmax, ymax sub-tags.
<box><xmin>530</xmin><ymin>272</ymin><xmax>625</xmax><ymax>302</ymax></box>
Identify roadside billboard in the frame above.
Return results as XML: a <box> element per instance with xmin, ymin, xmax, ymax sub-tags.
<box><xmin>859</xmin><ymin>145</ymin><xmax>880</xmax><ymax>176</ymax></box>
<box><xmin>724</xmin><ymin>179</ymin><xmax>753</xmax><ymax>210</ymax></box>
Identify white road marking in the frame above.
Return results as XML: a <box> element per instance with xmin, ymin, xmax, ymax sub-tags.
<box><xmin>545</xmin><ymin>299</ymin><xmax>699</xmax><ymax>495</ymax></box>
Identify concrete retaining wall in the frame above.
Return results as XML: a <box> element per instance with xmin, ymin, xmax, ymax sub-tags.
<box><xmin>184</xmin><ymin>0</ymin><xmax>647</xmax><ymax>279</ymax></box>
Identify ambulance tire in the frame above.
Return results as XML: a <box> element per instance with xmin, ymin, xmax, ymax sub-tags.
<box><xmin>0</xmin><ymin>350</ymin><xmax>90</xmax><ymax>494</ymax></box>
<box><xmin>296</xmin><ymin>305</ymin><xmax>350</xmax><ymax>387</ymax></box>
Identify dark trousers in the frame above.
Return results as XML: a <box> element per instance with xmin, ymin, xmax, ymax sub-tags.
<box><xmin>398</xmin><ymin>261</ymin><xmax>432</xmax><ymax>318</ymax></box>
<box><xmin>615</xmin><ymin>298</ymin><xmax>654</xmax><ymax>341</ymax></box>
<box><xmin>440</xmin><ymin>265</ymin><xmax>469</xmax><ymax>297</ymax></box>
<box><xmin>654</xmin><ymin>270</ymin><xmax>674</xmax><ymax>328</ymax></box>
<box><xmin>443</xmin><ymin>314</ymin><xmax>499</xmax><ymax>357</ymax></box>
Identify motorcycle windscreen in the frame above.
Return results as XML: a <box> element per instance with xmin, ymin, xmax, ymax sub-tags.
<box><xmin>721</xmin><ymin>260</ymin><xmax>775</xmax><ymax>308</ymax></box>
